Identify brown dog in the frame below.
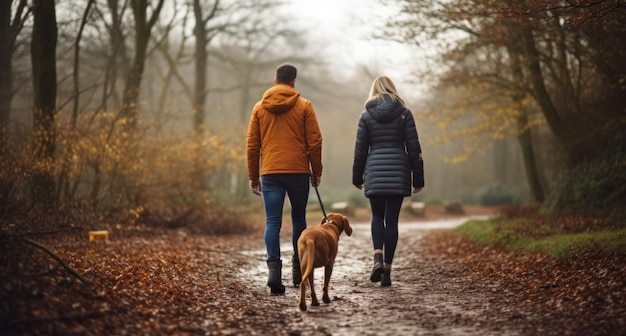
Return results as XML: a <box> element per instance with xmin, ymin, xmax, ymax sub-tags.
<box><xmin>297</xmin><ymin>213</ymin><xmax>352</xmax><ymax>311</ymax></box>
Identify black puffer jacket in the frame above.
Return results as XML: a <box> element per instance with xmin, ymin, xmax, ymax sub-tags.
<box><xmin>352</xmin><ymin>94</ymin><xmax>424</xmax><ymax>197</ymax></box>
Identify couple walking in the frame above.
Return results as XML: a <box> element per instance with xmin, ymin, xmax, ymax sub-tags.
<box><xmin>246</xmin><ymin>64</ymin><xmax>424</xmax><ymax>294</ymax></box>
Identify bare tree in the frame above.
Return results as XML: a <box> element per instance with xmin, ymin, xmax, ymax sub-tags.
<box><xmin>0</xmin><ymin>0</ymin><xmax>29</xmax><ymax>144</ymax></box>
<box><xmin>119</xmin><ymin>0</ymin><xmax>165</xmax><ymax>129</ymax></box>
<box><xmin>225</xmin><ymin>6</ymin><xmax>309</xmax><ymax>123</ymax></box>
<box><xmin>192</xmin><ymin>0</ymin><xmax>221</xmax><ymax>134</ymax></box>
<box><xmin>152</xmin><ymin>3</ymin><xmax>193</xmax><ymax>133</ymax></box>
<box><xmin>93</xmin><ymin>0</ymin><xmax>131</xmax><ymax>113</ymax></box>
<box><xmin>54</xmin><ymin>0</ymin><xmax>97</xmax><ymax>200</ymax></box>
<box><xmin>507</xmin><ymin>40</ymin><xmax>545</xmax><ymax>202</ymax></box>
<box><xmin>70</xmin><ymin>0</ymin><xmax>96</xmax><ymax>129</ymax></box>
<box><xmin>383</xmin><ymin>0</ymin><xmax>626</xmax><ymax>201</ymax></box>
<box><xmin>31</xmin><ymin>0</ymin><xmax>58</xmax><ymax>201</ymax></box>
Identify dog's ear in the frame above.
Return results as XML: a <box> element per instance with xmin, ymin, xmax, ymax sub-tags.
<box><xmin>341</xmin><ymin>214</ymin><xmax>353</xmax><ymax>236</ymax></box>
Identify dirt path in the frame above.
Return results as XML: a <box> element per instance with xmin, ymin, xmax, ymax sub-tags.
<box><xmin>233</xmin><ymin>217</ymin><xmax>549</xmax><ymax>335</ymax></box>
<box><xmin>4</xmin><ymin>206</ymin><xmax>622</xmax><ymax>335</ymax></box>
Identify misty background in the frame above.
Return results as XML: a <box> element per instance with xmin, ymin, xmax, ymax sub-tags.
<box><xmin>2</xmin><ymin>0</ymin><xmax>624</xmax><ymax>220</ymax></box>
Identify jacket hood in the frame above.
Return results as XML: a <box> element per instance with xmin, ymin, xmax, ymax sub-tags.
<box><xmin>261</xmin><ymin>84</ymin><xmax>300</xmax><ymax>114</ymax></box>
<box><xmin>365</xmin><ymin>93</ymin><xmax>404</xmax><ymax>123</ymax></box>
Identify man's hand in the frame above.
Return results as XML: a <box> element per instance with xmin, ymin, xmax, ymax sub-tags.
<box><xmin>311</xmin><ymin>175</ymin><xmax>321</xmax><ymax>187</ymax></box>
<box><xmin>413</xmin><ymin>187</ymin><xmax>423</xmax><ymax>193</ymax></box>
<box><xmin>249</xmin><ymin>179</ymin><xmax>261</xmax><ymax>196</ymax></box>
<box><xmin>354</xmin><ymin>184</ymin><xmax>363</xmax><ymax>190</ymax></box>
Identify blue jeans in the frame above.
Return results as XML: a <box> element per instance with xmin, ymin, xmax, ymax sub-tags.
<box><xmin>369</xmin><ymin>196</ymin><xmax>404</xmax><ymax>265</ymax></box>
<box><xmin>261</xmin><ymin>174</ymin><xmax>310</xmax><ymax>262</ymax></box>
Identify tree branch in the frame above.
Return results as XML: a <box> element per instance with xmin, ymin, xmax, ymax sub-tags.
<box><xmin>22</xmin><ymin>238</ymin><xmax>90</xmax><ymax>286</ymax></box>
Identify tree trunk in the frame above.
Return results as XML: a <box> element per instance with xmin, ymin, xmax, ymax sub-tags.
<box><xmin>71</xmin><ymin>0</ymin><xmax>94</xmax><ymax>129</ymax></box>
<box><xmin>119</xmin><ymin>0</ymin><xmax>164</xmax><ymax>129</ymax></box>
<box><xmin>0</xmin><ymin>1</ymin><xmax>12</xmax><ymax>138</ymax></box>
<box><xmin>520</xmin><ymin>26</ymin><xmax>567</xmax><ymax>143</ymax></box>
<box><xmin>119</xmin><ymin>46</ymin><xmax>147</xmax><ymax>129</ymax></box>
<box><xmin>516</xmin><ymin>113</ymin><xmax>545</xmax><ymax>203</ymax></box>
<box><xmin>58</xmin><ymin>0</ymin><xmax>94</xmax><ymax>200</ymax></box>
<box><xmin>31</xmin><ymin>0</ymin><xmax>58</xmax><ymax>202</ymax></box>
<box><xmin>492</xmin><ymin>140</ymin><xmax>507</xmax><ymax>185</ymax></box>
<box><xmin>192</xmin><ymin>0</ymin><xmax>219</xmax><ymax>134</ymax></box>
<box><xmin>99</xmin><ymin>0</ymin><xmax>129</xmax><ymax>112</ymax></box>
<box><xmin>508</xmin><ymin>42</ymin><xmax>545</xmax><ymax>202</ymax></box>
<box><xmin>193</xmin><ymin>23</ymin><xmax>207</xmax><ymax>134</ymax></box>
<box><xmin>191</xmin><ymin>0</ymin><xmax>220</xmax><ymax>191</ymax></box>
<box><xmin>0</xmin><ymin>0</ymin><xmax>28</xmax><ymax>145</ymax></box>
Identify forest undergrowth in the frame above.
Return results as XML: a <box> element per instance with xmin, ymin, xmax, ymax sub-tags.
<box><xmin>424</xmin><ymin>205</ymin><xmax>626</xmax><ymax>335</ymax></box>
<box><xmin>0</xmin><ymin>204</ymin><xmax>624</xmax><ymax>335</ymax></box>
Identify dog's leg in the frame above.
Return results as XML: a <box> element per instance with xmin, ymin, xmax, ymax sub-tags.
<box><xmin>298</xmin><ymin>254</ymin><xmax>316</xmax><ymax>311</ymax></box>
<box><xmin>322</xmin><ymin>261</ymin><xmax>334</xmax><ymax>304</ymax></box>
<box><xmin>309</xmin><ymin>269</ymin><xmax>319</xmax><ymax>306</ymax></box>
<box><xmin>299</xmin><ymin>239</ymin><xmax>317</xmax><ymax>311</ymax></box>
<box><xmin>298</xmin><ymin>245</ymin><xmax>309</xmax><ymax>311</ymax></box>
<box><xmin>299</xmin><ymin>276</ymin><xmax>308</xmax><ymax>311</ymax></box>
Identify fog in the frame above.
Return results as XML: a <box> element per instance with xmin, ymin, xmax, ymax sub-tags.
<box><xmin>11</xmin><ymin>0</ymin><xmax>622</xmax><ymax>213</ymax></box>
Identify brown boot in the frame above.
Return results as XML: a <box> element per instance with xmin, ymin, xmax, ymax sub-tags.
<box><xmin>381</xmin><ymin>268</ymin><xmax>391</xmax><ymax>287</ymax></box>
<box><xmin>370</xmin><ymin>253</ymin><xmax>384</xmax><ymax>282</ymax></box>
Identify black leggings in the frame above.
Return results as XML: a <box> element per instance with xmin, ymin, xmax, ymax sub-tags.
<box><xmin>369</xmin><ymin>196</ymin><xmax>403</xmax><ymax>265</ymax></box>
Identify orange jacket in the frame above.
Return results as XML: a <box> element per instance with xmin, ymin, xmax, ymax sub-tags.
<box><xmin>246</xmin><ymin>84</ymin><xmax>323</xmax><ymax>180</ymax></box>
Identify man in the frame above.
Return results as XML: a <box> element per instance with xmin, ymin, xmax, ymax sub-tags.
<box><xmin>246</xmin><ymin>63</ymin><xmax>323</xmax><ymax>294</ymax></box>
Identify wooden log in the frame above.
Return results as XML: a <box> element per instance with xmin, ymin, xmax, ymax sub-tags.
<box><xmin>88</xmin><ymin>230</ymin><xmax>110</xmax><ymax>242</ymax></box>
<box><xmin>410</xmin><ymin>202</ymin><xmax>426</xmax><ymax>216</ymax></box>
<box><xmin>443</xmin><ymin>200</ymin><xmax>464</xmax><ymax>214</ymax></box>
<box><xmin>330</xmin><ymin>201</ymin><xmax>353</xmax><ymax>216</ymax></box>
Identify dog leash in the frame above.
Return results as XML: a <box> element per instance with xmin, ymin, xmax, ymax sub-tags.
<box><xmin>313</xmin><ymin>182</ymin><xmax>329</xmax><ymax>223</ymax></box>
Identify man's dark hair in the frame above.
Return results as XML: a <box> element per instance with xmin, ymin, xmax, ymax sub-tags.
<box><xmin>275</xmin><ymin>63</ymin><xmax>297</xmax><ymax>84</ymax></box>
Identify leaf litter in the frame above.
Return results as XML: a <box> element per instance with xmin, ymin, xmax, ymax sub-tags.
<box><xmin>1</xmin><ymin>208</ymin><xmax>624</xmax><ymax>335</ymax></box>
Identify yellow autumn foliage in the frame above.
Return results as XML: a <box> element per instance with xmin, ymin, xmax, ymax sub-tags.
<box><xmin>0</xmin><ymin>110</ymin><xmax>245</xmax><ymax>210</ymax></box>
<box><xmin>421</xmin><ymin>79</ymin><xmax>546</xmax><ymax>163</ymax></box>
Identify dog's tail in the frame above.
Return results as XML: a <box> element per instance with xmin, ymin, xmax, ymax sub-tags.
<box><xmin>300</xmin><ymin>238</ymin><xmax>316</xmax><ymax>282</ymax></box>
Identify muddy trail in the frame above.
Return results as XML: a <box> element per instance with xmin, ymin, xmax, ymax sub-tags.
<box><xmin>234</xmin><ymin>217</ymin><xmax>549</xmax><ymax>336</ymax></box>
<box><xmin>5</xmin><ymin>209</ymin><xmax>622</xmax><ymax>335</ymax></box>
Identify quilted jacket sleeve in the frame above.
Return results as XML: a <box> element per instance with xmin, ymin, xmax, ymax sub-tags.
<box><xmin>403</xmin><ymin>110</ymin><xmax>424</xmax><ymax>188</ymax></box>
<box><xmin>352</xmin><ymin>112</ymin><xmax>369</xmax><ymax>186</ymax></box>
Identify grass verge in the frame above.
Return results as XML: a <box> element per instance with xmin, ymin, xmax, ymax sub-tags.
<box><xmin>455</xmin><ymin>218</ymin><xmax>626</xmax><ymax>258</ymax></box>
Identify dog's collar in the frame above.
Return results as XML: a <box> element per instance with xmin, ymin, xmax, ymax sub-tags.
<box><xmin>323</xmin><ymin>219</ymin><xmax>344</xmax><ymax>234</ymax></box>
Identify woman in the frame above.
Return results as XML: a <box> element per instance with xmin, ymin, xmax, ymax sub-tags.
<box><xmin>352</xmin><ymin>75</ymin><xmax>424</xmax><ymax>287</ymax></box>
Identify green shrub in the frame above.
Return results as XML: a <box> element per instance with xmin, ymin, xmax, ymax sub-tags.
<box><xmin>542</xmin><ymin>133</ymin><xmax>626</xmax><ymax>220</ymax></box>
<box><xmin>477</xmin><ymin>183</ymin><xmax>516</xmax><ymax>206</ymax></box>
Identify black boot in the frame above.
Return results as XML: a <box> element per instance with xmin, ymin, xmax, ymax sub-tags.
<box><xmin>370</xmin><ymin>253</ymin><xmax>384</xmax><ymax>282</ymax></box>
<box><xmin>381</xmin><ymin>268</ymin><xmax>391</xmax><ymax>287</ymax></box>
<box><xmin>267</xmin><ymin>260</ymin><xmax>285</xmax><ymax>294</ymax></box>
<box><xmin>292</xmin><ymin>255</ymin><xmax>302</xmax><ymax>287</ymax></box>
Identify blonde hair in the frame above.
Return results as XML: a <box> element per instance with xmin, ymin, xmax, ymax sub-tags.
<box><xmin>366</xmin><ymin>75</ymin><xmax>406</xmax><ymax>107</ymax></box>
